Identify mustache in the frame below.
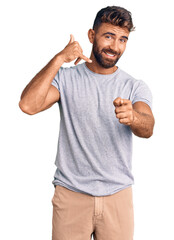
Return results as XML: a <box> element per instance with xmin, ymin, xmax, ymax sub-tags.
<box><xmin>102</xmin><ymin>48</ymin><xmax>120</xmax><ymax>56</ymax></box>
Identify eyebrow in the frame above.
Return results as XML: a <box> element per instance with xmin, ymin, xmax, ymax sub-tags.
<box><xmin>102</xmin><ymin>32</ymin><xmax>129</xmax><ymax>40</ymax></box>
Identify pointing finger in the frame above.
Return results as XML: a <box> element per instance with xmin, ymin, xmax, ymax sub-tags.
<box><xmin>113</xmin><ymin>97</ymin><xmax>124</xmax><ymax>107</ymax></box>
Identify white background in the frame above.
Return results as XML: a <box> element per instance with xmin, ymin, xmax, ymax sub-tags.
<box><xmin>0</xmin><ymin>0</ymin><xmax>173</xmax><ymax>239</ymax></box>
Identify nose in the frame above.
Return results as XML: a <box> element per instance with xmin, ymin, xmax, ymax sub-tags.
<box><xmin>111</xmin><ymin>39</ymin><xmax>120</xmax><ymax>52</ymax></box>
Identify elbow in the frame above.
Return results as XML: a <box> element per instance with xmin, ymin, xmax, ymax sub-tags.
<box><xmin>18</xmin><ymin>101</ymin><xmax>36</xmax><ymax>115</ymax></box>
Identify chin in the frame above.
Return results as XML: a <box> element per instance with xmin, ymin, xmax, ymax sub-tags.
<box><xmin>101</xmin><ymin>64</ymin><xmax>116</xmax><ymax>69</ymax></box>
<box><xmin>100</xmin><ymin>60</ymin><xmax>118</xmax><ymax>69</ymax></box>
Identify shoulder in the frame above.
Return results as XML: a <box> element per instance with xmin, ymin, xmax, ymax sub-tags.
<box><xmin>118</xmin><ymin>68</ymin><xmax>138</xmax><ymax>84</ymax></box>
<box><xmin>54</xmin><ymin>63</ymin><xmax>84</xmax><ymax>84</ymax></box>
<box><xmin>60</xmin><ymin>62</ymin><xmax>84</xmax><ymax>75</ymax></box>
<box><xmin>118</xmin><ymin>68</ymin><xmax>150</xmax><ymax>89</ymax></box>
<box><xmin>119</xmin><ymin>69</ymin><xmax>153</xmax><ymax>108</ymax></box>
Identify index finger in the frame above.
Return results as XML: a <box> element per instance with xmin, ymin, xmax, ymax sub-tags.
<box><xmin>113</xmin><ymin>97</ymin><xmax>123</xmax><ymax>107</ymax></box>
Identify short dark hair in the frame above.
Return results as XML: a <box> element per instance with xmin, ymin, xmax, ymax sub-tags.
<box><xmin>93</xmin><ymin>6</ymin><xmax>135</xmax><ymax>32</ymax></box>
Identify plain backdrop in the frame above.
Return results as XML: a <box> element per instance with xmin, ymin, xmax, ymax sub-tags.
<box><xmin>0</xmin><ymin>0</ymin><xmax>173</xmax><ymax>239</ymax></box>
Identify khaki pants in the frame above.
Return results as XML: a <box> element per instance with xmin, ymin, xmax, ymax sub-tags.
<box><xmin>51</xmin><ymin>185</ymin><xmax>134</xmax><ymax>240</ymax></box>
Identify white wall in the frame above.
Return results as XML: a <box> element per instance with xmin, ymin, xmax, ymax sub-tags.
<box><xmin>0</xmin><ymin>0</ymin><xmax>173</xmax><ymax>239</ymax></box>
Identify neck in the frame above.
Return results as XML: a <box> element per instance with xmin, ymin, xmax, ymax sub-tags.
<box><xmin>85</xmin><ymin>52</ymin><xmax>118</xmax><ymax>75</ymax></box>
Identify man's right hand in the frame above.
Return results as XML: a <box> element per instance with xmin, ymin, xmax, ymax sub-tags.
<box><xmin>59</xmin><ymin>34</ymin><xmax>92</xmax><ymax>65</ymax></box>
<box><xmin>19</xmin><ymin>34</ymin><xmax>92</xmax><ymax>115</ymax></box>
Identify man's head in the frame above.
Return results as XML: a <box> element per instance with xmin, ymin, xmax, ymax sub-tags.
<box><xmin>88</xmin><ymin>6</ymin><xmax>135</xmax><ymax>69</ymax></box>
<box><xmin>93</xmin><ymin>6</ymin><xmax>135</xmax><ymax>34</ymax></box>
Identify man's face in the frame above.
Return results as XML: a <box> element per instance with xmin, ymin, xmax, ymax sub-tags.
<box><xmin>92</xmin><ymin>23</ymin><xmax>129</xmax><ymax>68</ymax></box>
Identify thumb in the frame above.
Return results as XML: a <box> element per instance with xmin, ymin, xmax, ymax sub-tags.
<box><xmin>68</xmin><ymin>34</ymin><xmax>74</xmax><ymax>44</ymax></box>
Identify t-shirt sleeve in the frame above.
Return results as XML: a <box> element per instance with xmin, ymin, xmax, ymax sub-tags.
<box><xmin>51</xmin><ymin>67</ymin><xmax>64</xmax><ymax>92</ymax></box>
<box><xmin>131</xmin><ymin>80</ymin><xmax>153</xmax><ymax>110</ymax></box>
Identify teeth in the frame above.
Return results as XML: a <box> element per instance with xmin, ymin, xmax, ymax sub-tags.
<box><xmin>105</xmin><ymin>52</ymin><xmax>115</xmax><ymax>57</ymax></box>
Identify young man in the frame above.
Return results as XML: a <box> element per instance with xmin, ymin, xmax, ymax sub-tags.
<box><xmin>19</xmin><ymin>6</ymin><xmax>155</xmax><ymax>240</ymax></box>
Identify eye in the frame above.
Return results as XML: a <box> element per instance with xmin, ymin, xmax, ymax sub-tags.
<box><xmin>120</xmin><ymin>39</ymin><xmax>126</xmax><ymax>43</ymax></box>
<box><xmin>105</xmin><ymin>35</ymin><xmax>112</xmax><ymax>39</ymax></box>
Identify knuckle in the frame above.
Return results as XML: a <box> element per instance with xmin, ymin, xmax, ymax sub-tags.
<box><xmin>128</xmin><ymin>101</ymin><xmax>132</xmax><ymax>107</ymax></box>
<box><xmin>74</xmin><ymin>41</ymin><xmax>79</xmax><ymax>46</ymax></box>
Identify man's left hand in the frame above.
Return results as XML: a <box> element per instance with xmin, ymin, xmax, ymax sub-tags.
<box><xmin>113</xmin><ymin>97</ymin><xmax>134</xmax><ymax>126</ymax></box>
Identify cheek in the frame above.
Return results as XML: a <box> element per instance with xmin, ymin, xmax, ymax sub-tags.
<box><xmin>122</xmin><ymin>43</ymin><xmax>127</xmax><ymax>50</ymax></box>
<box><xmin>100</xmin><ymin>43</ymin><xmax>107</xmax><ymax>51</ymax></box>
<box><xmin>99</xmin><ymin>38</ymin><xmax>111</xmax><ymax>48</ymax></box>
<box><xmin>120</xmin><ymin>44</ymin><xmax>126</xmax><ymax>54</ymax></box>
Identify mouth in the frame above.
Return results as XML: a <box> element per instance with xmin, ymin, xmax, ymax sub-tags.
<box><xmin>103</xmin><ymin>51</ymin><xmax>116</xmax><ymax>58</ymax></box>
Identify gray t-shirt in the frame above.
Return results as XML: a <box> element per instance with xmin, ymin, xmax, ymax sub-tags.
<box><xmin>51</xmin><ymin>62</ymin><xmax>152</xmax><ymax>196</ymax></box>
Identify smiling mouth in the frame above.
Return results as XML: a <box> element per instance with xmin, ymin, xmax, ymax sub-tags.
<box><xmin>103</xmin><ymin>51</ymin><xmax>116</xmax><ymax>58</ymax></box>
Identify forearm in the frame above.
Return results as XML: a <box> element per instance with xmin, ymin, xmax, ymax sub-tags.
<box><xmin>19</xmin><ymin>53</ymin><xmax>64</xmax><ymax>114</ymax></box>
<box><xmin>130</xmin><ymin>109</ymin><xmax>155</xmax><ymax>138</ymax></box>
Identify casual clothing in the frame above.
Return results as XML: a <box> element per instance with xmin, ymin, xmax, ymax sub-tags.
<box><xmin>51</xmin><ymin>63</ymin><xmax>152</xmax><ymax>196</ymax></box>
<box><xmin>52</xmin><ymin>184</ymin><xmax>134</xmax><ymax>240</ymax></box>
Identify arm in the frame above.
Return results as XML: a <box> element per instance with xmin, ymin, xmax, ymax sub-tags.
<box><xmin>113</xmin><ymin>97</ymin><xmax>155</xmax><ymax>138</ymax></box>
<box><xmin>19</xmin><ymin>55</ymin><xmax>63</xmax><ymax>115</ymax></box>
<box><xmin>19</xmin><ymin>34</ymin><xmax>92</xmax><ymax>115</ymax></box>
<box><xmin>130</xmin><ymin>101</ymin><xmax>155</xmax><ymax>138</ymax></box>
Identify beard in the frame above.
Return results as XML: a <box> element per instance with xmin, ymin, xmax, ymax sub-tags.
<box><xmin>92</xmin><ymin>38</ymin><xmax>121</xmax><ymax>69</ymax></box>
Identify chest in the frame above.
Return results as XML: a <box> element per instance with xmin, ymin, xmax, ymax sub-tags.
<box><xmin>63</xmin><ymin>77</ymin><xmax>132</xmax><ymax>117</ymax></box>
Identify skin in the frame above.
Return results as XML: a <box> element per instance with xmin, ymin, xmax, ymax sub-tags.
<box><xmin>19</xmin><ymin>35</ymin><xmax>92</xmax><ymax>114</ymax></box>
<box><xmin>86</xmin><ymin>23</ymin><xmax>129</xmax><ymax>74</ymax></box>
<box><xmin>19</xmin><ymin>23</ymin><xmax>155</xmax><ymax>138</ymax></box>
<box><xmin>86</xmin><ymin>23</ymin><xmax>155</xmax><ymax>138</ymax></box>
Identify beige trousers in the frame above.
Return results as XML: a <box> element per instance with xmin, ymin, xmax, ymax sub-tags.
<box><xmin>51</xmin><ymin>185</ymin><xmax>134</xmax><ymax>240</ymax></box>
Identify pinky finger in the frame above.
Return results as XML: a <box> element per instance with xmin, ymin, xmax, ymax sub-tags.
<box><xmin>80</xmin><ymin>54</ymin><xmax>92</xmax><ymax>63</ymax></box>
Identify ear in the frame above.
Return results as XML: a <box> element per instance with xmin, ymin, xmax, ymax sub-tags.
<box><xmin>88</xmin><ymin>29</ymin><xmax>95</xmax><ymax>44</ymax></box>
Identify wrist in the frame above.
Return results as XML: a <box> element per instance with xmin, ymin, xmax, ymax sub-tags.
<box><xmin>130</xmin><ymin>109</ymin><xmax>138</xmax><ymax>127</ymax></box>
<box><xmin>54</xmin><ymin>52</ymin><xmax>65</xmax><ymax>66</ymax></box>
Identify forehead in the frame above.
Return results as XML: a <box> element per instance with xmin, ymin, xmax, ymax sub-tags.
<box><xmin>96</xmin><ymin>23</ymin><xmax>130</xmax><ymax>37</ymax></box>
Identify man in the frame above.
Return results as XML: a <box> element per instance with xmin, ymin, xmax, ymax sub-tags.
<box><xmin>19</xmin><ymin>6</ymin><xmax>155</xmax><ymax>240</ymax></box>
